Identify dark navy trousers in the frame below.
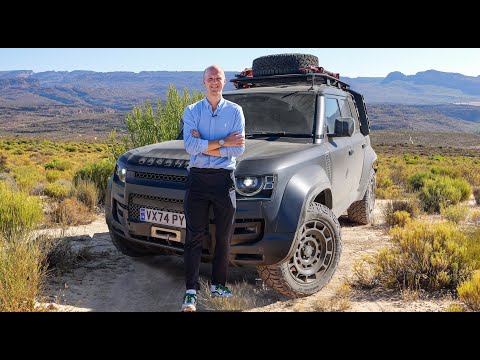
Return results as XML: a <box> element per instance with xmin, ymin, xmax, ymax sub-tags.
<box><xmin>183</xmin><ymin>167</ymin><xmax>236</xmax><ymax>290</ymax></box>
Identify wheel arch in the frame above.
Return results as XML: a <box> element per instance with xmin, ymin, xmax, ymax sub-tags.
<box><xmin>275</xmin><ymin>166</ymin><xmax>332</xmax><ymax>262</ymax></box>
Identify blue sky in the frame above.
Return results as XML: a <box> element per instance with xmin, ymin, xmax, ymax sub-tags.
<box><xmin>0</xmin><ymin>48</ymin><xmax>479</xmax><ymax>78</ymax></box>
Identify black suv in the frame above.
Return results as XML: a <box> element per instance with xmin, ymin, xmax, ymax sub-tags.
<box><xmin>105</xmin><ymin>54</ymin><xmax>377</xmax><ymax>298</ymax></box>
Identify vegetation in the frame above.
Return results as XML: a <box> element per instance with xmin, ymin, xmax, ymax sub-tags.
<box><xmin>457</xmin><ymin>271</ymin><xmax>480</xmax><ymax>311</ymax></box>
<box><xmin>108</xmin><ymin>85</ymin><xmax>204</xmax><ymax>161</ymax></box>
<box><xmin>353</xmin><ymin>221</ymin><xmax>480</xmax><ymax>294</ymax></box>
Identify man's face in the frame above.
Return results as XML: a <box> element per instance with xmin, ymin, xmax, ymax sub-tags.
<box><xmin>203</xmin><ymin>67</ymin><xmax>226</xmax><ymax>96</ymax></box>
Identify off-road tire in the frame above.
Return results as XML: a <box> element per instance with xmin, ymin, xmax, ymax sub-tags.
<box><xmin>252</xmin><ymin>54</ymin><xmax>319</xmax><ymax>77</ymax></box>
<box><xmin>256</xmin><ymin>202</ymin><xmax>342</xmax><ymax>298</ymax></box>
<box><xmin>109</xmin><ymin>227</ymin><xmax>151</xmax><ymax>257</ymax></box>
<box><xmin>347</xmin><ymin>169</ymin><xmax>376</xmax><ymax>225</ymax></box>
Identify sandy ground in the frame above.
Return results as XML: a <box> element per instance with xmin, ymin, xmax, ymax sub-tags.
<box><xmin>43</xmin><ymin>200</ymin><xmax>464</xmax><ymax>312</ymax></box>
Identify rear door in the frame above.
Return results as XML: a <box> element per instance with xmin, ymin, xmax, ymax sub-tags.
<box><xmin>323</xmin><ymin>96</ymin><xmax>355</xmax><ymax>210</ymax></box>
<box><xmin>341</xmin><ymin>96</ymin><xmax>366</xmax><ymax>197</ymax></box>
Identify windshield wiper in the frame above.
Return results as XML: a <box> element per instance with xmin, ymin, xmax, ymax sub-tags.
<box><xmin>246</xmin><ymin>132</ymin><xmax>312</xmax><ymax>138</ymax></box>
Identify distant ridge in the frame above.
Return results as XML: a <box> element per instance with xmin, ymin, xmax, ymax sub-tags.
<box><xmin>0</xmin><ymin>68</ymin><xmax>480</xmax><ymax>139</ymax></box>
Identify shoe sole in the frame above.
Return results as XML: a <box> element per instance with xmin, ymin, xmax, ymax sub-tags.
<box><xmin>182</xmin><ymin>305</ymin><xmax>196</xmax><ymax>312</ymax></box>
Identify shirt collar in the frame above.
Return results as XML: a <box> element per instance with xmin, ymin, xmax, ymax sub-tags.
<box><xmin>203</xmin><ymin>97</ymin><xmax>225</xmax><ymax>112</ymax></box>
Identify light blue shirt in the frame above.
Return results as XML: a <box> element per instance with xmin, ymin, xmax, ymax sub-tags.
<box><xmin>182</xmin><ymin>97</ymin><xmax>245</xmax><ymax>171</ymax></box>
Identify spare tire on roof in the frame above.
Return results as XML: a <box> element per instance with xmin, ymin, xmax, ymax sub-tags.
<box><xmin>252</xmin><ymin>53</ymin><xmax>319</xmax><ymax>76</ymax></box>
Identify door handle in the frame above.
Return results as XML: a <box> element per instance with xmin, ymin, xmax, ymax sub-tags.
<box><xmin>349</xmin><ymin>149</ymin><xmax>354</xmax><ymax>156</ymax></box>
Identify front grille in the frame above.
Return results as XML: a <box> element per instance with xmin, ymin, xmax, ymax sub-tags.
<box><xmin>135</xmin><ymin>172</ymin><xmax>187</xmax><ymax>183</ymax></box>
<box><xmin>129</xmin><ymin>193</ymin><xmax>184</xmax><ymax>220</ymax></box>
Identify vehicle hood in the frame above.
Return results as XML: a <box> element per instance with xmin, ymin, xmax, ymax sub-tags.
<box><xmin>125</xmin><ymin>139</ymin><xmax>311</xmax><ymax>163</ymax></box>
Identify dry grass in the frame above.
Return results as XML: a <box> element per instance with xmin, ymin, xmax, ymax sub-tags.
<box><xmin>307</xmin><ymin>283</ymin><xmax>352</xmax><ymax>312</ymax></box>
<box><xmin>0</xmin><ymin>237</ymin><xmax>48</xmax><ymax>311</ymax></box>
<box><xmin>197</xmin><ymin>279</ymin><xmax>270</xmax><ymax>311</ymax></box>
<box><xmin>51</xmin><ymin>198</ymin><xmax>96</xmax><ymax>226</ymax></box>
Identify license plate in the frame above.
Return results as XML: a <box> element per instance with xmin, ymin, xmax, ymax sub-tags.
<box><xmin>139</xmin><ymin>208</ymin><xmax>186</xmax><ymax>228</ymax></box>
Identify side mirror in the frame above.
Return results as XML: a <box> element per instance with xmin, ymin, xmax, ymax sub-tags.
<box><xmin>330</xmin><ymin>117</ymin><xmax>354</xmax><ymax>137</ymax></box>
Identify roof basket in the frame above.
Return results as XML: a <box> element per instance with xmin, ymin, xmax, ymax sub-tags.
<box><xmin>231</xmin><ymin>72</ymin><xmax>350</xmax><ymax>90</ymax></box>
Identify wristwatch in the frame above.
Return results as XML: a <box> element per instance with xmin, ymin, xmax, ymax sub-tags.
<box><xmin>219</xmin><ymin>139</ymin><xmax>225</xmax><ymax>147</ymax></box>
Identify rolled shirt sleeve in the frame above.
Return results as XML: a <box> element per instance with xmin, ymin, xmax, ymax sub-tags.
<box><xmin>182</xmin><ymin>107</ymin><xmax>209</xmax><ymax>155</ymax></box>
<box><xmin>219</xmin><ymin>107</ymin><xmax>246</xmax><ymax>158</ymax></box>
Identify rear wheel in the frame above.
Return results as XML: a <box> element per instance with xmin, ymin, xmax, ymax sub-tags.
<box><xmin>252</xmin><ymin>53</ymin><xmax>319</xmax><ymax>77</ymax></box>
<box><xmin>347</xmin><ymin>169</ymin><xmax>376</xmax><ymax>225</ymax></box>
<box><xmin>257</xmin><ymin>202</ymin><xmax>342</xmax><ymax>298</ymax></box>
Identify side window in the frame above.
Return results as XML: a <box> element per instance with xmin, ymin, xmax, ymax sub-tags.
<box><xmin>338</xmin><ymin>98</ymin><xmax>352</xmax><ymax>118</ymax></box>
<box><xmin>346</xmin><ymin>97</ymin><xmax>361</xmax><ymax>133</ymax></box>
<box><xmin>324</xmin><ymin>97</ymin><xmax>341</xmax><ymax>134</ymax></box>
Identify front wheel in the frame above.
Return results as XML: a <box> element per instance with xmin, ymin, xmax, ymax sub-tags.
<box><xmin>257</xmin><ymin>203</ymin><xmax>342</xmax><ymax>298</ymax></box>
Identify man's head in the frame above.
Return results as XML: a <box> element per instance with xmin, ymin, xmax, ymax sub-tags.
<box><xmin>203</xmin><ymin>65</ymin><xmax>226</xmax><ymax>97</ymax></box>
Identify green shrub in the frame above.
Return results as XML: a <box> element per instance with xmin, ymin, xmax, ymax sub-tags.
<box><xmin>419</xmin><ymin>177</ymin><xmax>463</xmax><ymax>213</ymax></box>
<box><xmin>458</xmin><ymin>271</ymin><xmax>480</xmax><ymax>311</ymax></box>
<box><xmin>440</xmin><ymin>204</ymin><xmax>469</xmax><ymax>224</ymax></box>
<box><xmin>108</xmin><ymin>85</ymin><xmax>204</xmax><ymax>161</ymax></box>
<box><xmin>11</xmin><ymin>165</ymin><xmax>44</xmax><ymax>192</ymax></box>
<box><xmin>353</xmin><ymin>221</ymin><xmax>475</xmax><ymax>291</ymax></box>
<box><xmin>451</xmin><ymin>178</ymin><xmax>472</xmax><ymax>202</ymax></box>
<box><xmin>43</xmin><ymin>181</ymin><xmax>71</xmax><ymax>200</ymax></box>
<box><xmin>407</xmin><ymin>171</ymin><xmax>434</xmax><ymax>192</ymax></box>
<box><xmin>44</xmin><ymin>159</ymin><xmax>72</xmax><ymax>171</ymax></box>
<box><xmin>73</xmin><ymin>159</ymin><xmax>115</xmax><ymax>204</ymax></box>
<box><xmin>0</xmin><ymin>182</ymin><xmax>44</xmax><ymax>240</ymax></box>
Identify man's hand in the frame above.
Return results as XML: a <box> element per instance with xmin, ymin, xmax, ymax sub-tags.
<box><xmin>191</xmin><ymin>129</ymin><xmax>201</xmax><ymax>139</ymax></box>
<box><xmin>224</xmin><ymin>132</ymin><xmax>245</xmax><ymax>147</ymax></box>
<box><xmin>191</xmin><ymin>129</ymin><xmax>244</xmax><ymax>156</ymax></box>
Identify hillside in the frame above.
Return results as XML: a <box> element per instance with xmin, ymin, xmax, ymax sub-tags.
<box><xmin>1</xmin><ymin>68</ymin><xmax>480</xmax><ymax>139</ymax></box>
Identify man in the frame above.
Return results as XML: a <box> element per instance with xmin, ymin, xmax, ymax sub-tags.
<box><xmin>181</xmin><ymin>65</ymin><xmax>245</xmax><ymax>312</ymax></box>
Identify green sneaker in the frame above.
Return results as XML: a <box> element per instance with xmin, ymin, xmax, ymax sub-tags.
<box><xmin>182</xmin><ymin>292</ymin><xmax>197</xmax><ymax>312</ymax></box>
<box><xmin>210</xmin><ymin>284</ymin><xmax>233</xmax><ymax>298</ymax></box>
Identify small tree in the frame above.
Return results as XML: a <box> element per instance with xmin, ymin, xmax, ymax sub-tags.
<box><xmin>108</xmin><ymin>84</ymin><xmax>203</xmax><ymax>161</ymax></box>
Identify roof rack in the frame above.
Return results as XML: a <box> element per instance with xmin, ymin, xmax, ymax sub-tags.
<box><xmin>231</xmin><ymin>72</ymin><xmax>350</xmax><ymax>90</ymax></box>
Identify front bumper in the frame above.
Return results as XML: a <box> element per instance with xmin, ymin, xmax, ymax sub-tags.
<box><xmin>106</xmin><ymin>177</ymin><xmax>294</xmax><ymax>266</ymax></box>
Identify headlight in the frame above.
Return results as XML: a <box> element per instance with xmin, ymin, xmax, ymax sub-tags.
<box><xmin>116</xmin><ymin>164</ymin><xmax>127</xmax><ymax>183</ymax></box>
<box><xmin>235</xmin><ymin>175</ymin><xmax>275</xmax><ymax>198</ymax></box>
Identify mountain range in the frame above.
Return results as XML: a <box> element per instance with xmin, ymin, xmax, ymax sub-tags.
<box><xmin>0</xmin><ymin>69</ymin><xmax>480</xmax><ymax>139</ymax></box>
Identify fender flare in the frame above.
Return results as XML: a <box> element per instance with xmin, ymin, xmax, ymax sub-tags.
<box><xmin>275</xmin><ymin>165</ymin><xmax>332</xmax><ymax>261</ymax></box>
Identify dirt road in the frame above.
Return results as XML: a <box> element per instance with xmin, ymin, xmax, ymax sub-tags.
<box><xmin>44</xmin><ymin>201</ymin><xmax>457</xmax><ymax>312</ymax></box>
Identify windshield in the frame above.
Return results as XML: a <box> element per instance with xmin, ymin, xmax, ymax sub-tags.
<box><xmin>224</xmin><ymin>91</ymin><xmax>316</xmax><ymax>135</ymax></box>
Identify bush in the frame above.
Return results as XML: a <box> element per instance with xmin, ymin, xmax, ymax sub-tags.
<box><xmin>451</xmin><ymin>178</ymin><xmax>472</xmax><ymax>202</ymax></box>
<box><xmin>407</xmin><ymin>171</ymin><xmax>434</xmax><ymax>192</ymax></box>
<box><xmin>383</xmin><ymin>199</ymin><xmax>421</xmax><ymax>221</ymax></box>
<box><xmin>353</xmin><ymin>221</ymin><xmax>475</xmax><ymax>291</ymax></box>
<box><xmin>51</xmin><ymin>198</ymin><xmax>95</xmax><ymax>226</ymax></box>
<box><xmin>108</xmin><ymin>85</ymin><xmax>204</xmax><ymax>161</ymax></box>
<box><xmin>385</xmin><ymin>210</ymin><xmax>411</xmax><ymax>228</ymax></box>
<box><xmin>458</xmin><ymin>271</ymin><xmax>480</xmax><ymax>311</ymax></box>
<box><xmin>74</xmin><ymin>179</ymin><xmax>99</xmax><ymax>210</ymax></box>
<box><xmin>440</xmin><ymin>204</ymin><xmax>469</xmax><ymax>224</ymax></box>
<box><xmin>0</xmin><ymin>238</ymin><xmax>47</xmax><ymax>311</ymax></box>
<box><xmin>73</xmin><ymin>159</ymin><xmax>115</xmax><ymax>204</ymax></box>
<box><xmin>44</xmin><ymin>159</ymin><xmax>71</xmax><ymax>171</ymax></box>
<box><xmin>0</xmin><ymin>182</ymin><xmax>44</xmax><ymax>240</ymax></box>
<box><xmin>43</xmin><ymin>181</ymin><xmax>71</xmax><ymax>200</ymax></box>
<box><xmin>419</xmin><ymin>177</ymin><xmax>463</xmax><ymax>213</ymax></box>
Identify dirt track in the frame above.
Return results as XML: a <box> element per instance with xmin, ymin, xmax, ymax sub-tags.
<box><xmin>44</xmin><ymin>201</ymin><xmax>458</xmax><ymax>312</ymax></box>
